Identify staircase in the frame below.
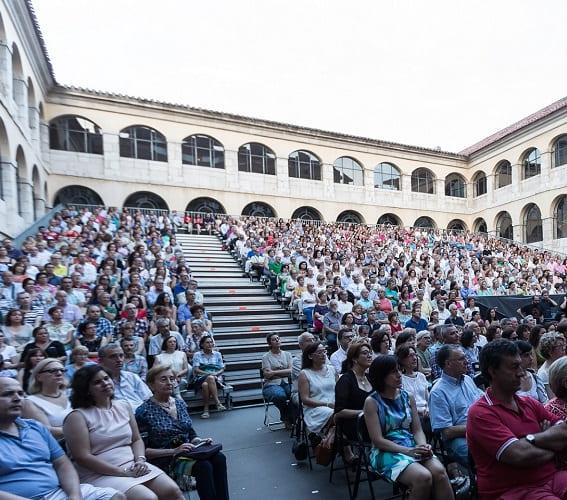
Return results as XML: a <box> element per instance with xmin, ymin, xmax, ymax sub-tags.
<box><xmin>175</xmin><ymin>233</ymin><xmax>302</xmax><ymax>406</ymax></box>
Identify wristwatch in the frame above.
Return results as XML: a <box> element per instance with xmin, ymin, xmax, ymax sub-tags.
<box><xmin>525</xmin><ymin>434</ymin><xmax>536</xmax><ymax>445</ymax></box>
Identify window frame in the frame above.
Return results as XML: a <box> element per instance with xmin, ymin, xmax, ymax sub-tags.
<box><xmin>288</xmin><ymin>150</ymin><xmax>321</xmax><ymax>180</ymax></box>
<box><xmin>522</xmin><ymin>148</ymin><xmax>541</xmax><ymax>180</ymax></box>
<box><xmin>238</xmin><ymin>143</ymin><xmax>276</xmax><ymax>175</ymax></box>
<box><xmin>119</xmin><ymin>126</ymin><xmax>168</xmax><ymax>162</ymax></box>
<box><xmin>182</xmin><ymin>134</ymin><xmax>225</xmax><ymax>169</ymax></box>
<box><xmin>333</xmin><ymin>157</ymin><xmax>364</xmax><ymax>186</ymax></box>
<box><xmin>444</xmin><ymin>173</ymin><xmax>466</xmax><ymax>198</ymax></box>
<box><xmin>374</xmin><ymin>162</ymin><xmax>401</xmax><ymax>191</ymax></box>
<box><xmin>411</xmin><ymin>168</ymin><xmax>435</xmax><ymax>194</ymax></box>
<box><xmin>49</xmin><ymin>116</ymin><xmax>103</xmax><ymax>155</ymax></box>
<box><xmin>553</xmin><ymin>135</ymin><xmax>567</xmax><ymax>168</ymax></box>
<box><xmin>473</xmin><ymin>173</ymin><xmax>487</xmax><ymax>197</ymax></box>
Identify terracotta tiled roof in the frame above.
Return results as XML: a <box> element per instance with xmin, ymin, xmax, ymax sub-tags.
<box><xmin>460</xmin><ymin>96</ymin><xmax>567</xmax><ymax>156</ymax></box>
<box><xmin>24</xmin><ymin>0</ymin><xmax>56</xmax><ymax>80</ymax></box>
<box><xmin>56</xmin><ymin>84</ymin><xmax>468</xmax><ymax>160</ymax></box>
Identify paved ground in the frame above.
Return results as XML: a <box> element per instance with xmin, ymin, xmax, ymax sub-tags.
<box><xmin>196</xmin><ymin>406</ymin><xmax>392</xmax><ymax>500</ymax></box>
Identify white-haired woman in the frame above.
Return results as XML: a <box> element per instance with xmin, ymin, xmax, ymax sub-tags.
<box><xmin>538</xmin><ymin>332</ymin><xmax>566</xmax><ymax>398</ymax></box>
<box><xmin>545</xmin><ymin>356</ymin><xmax>567</xmax><ymax>469</ymax></box>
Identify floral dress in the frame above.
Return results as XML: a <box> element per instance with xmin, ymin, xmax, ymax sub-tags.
<box><xmin>369</xmin><ymin>389</ymin><xmax>417</xmax><ymax>481</ymax></box>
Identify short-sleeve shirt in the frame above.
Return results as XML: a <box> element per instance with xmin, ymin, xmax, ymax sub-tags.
<box><xmin>0</xmin><ymin>418</ymin><xmax>65</xmax><ymax>499</ymax></box>
<box><xmin>466</xmin><ymin>389</ymin><xmax>560</xmax><ymax>499</ymax></box>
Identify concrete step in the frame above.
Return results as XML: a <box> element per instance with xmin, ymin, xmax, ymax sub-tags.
<box><xmin>206</xmin><ymin>304</ymin><xmax>283</xmax><ymax>315</ymax></box>
<box><xmin>213</xmin><ymin>323</ymin><xmax>303</xmax><ymax>334</ymax></box>
<box><xmin>199</xmin><ymin>282</ymin><xmax>264</xmax><ymax>289</ymax></box>
<box><xmin>214</xmin><ymin>328</ymin><xmax>302</xmax><ymax>342</ymax></box>
<box><xmin>200</xmin><ymin>288</ymin><xmax>268</xmax><ymax>297</ymax></box>
<box><xmin>192</xmin><ymin>272</ymin><xmax>245</xmax><ymax>279</ymax></box>
<box><xmin>218</xmin><ymin>341</ymin><xmax>297</xmax><ymax>356</ymax></box>
<box><xmin>205</xmin><ymin>296</ymin><xmax>276</xmax><ymax>307</ymax></box>
<box><xmin>190</xmin><ymin>263</ymin><xmax>242</xmax><ymax>270</ymax></box>
<box><xmin>213</xmin><ymin>314</ymin><xmax>296</xmax><ymax>328</ymax></box>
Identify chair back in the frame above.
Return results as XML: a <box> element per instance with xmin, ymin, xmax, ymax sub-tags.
<box><xmin>356</xmin><ymin>413</ymin><xmax>371</xmax><ymax>443</ymax></box>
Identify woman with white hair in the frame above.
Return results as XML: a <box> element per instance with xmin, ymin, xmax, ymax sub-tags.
<box><xmin>545</xmin><ymin>356</ymin><xmax>567</xmax><ymax>468</ymax></box>
<box><xmin>537</xmin><ymin>332</ymin><xmax>566</xmax><ymax>398</ymax></box>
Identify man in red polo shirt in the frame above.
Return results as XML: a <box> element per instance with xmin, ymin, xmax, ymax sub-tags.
<box><xmin>467</xmin><ymin>340</ymin><xmax>567</xmax><ymax>499</ymax></box>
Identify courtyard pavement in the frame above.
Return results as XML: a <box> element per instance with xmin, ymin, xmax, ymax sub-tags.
<box><xmin>196</xmin><ymin>405</ymin><xmax>392</xmax><ymax>500</ymax></box>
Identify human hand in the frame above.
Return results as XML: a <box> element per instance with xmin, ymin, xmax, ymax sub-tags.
<box><xmin>541</xmin><ymin>419</ymin><xmax>551</xmax><ymax>432</ymax></box>
<box><xmin>124</xmin><ymin>461</ymin><xmax>150</xmax><ymax>477</ymax></box>
<box><xmin>174</xmin><ymin>442</ymin><xmax>196</xmax><ymax>455</ymax></box>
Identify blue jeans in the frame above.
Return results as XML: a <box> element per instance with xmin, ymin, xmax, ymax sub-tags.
<box><xmin>263</xmin><ymin>382</ymin><xmax>291</xmax><ymax>421</ymax></box>
<box><xmin>447</xmin><ymin>437</ymin><xmax>469</xmax><ymax>466</ymax></box>
<box><xmin>303</xmin><ymin>307</ymin><xmax>314</xmax><ymax>325</ymax></box>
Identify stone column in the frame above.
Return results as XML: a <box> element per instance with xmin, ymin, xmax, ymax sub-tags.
<box><xmin>28</xmin><ymin>106</ymin><xmax>40</xmax><ymax>147</ymax></box>
<box><xmin>103</xmin><ymin>133</ymin><xmax>120</xmax><ymax>176</ymax></box>
<box><xmin>224</xmin><ymin>148</ymin><xmax>239</xmax><ymax>191</ymax></box>
<box><xmin>512</xmin><ymin>224</ymin><xmax>524</xmax><ymax>243</ymax></box>
<box><xmin>1</xmin><ymin>162</ymin><xmax>17</xmax><ymax>220</ymax></box>
<box><xmin>0</xmin><ymin>42</ymin><xmax>11</xmax><ymax>100</ymax></box>
<box><xmin>511</xmin><ymin>162</ymin><xmax>521</xmax><ymax>194</ymax></box>
<box><xmin>276</xmin><ymin>157</ymin><xmax>289</xmax><ymax>195</ymax></box>
<box><xmin>40</xmin><ymin>121</ymin><xmax>50</xmax><ymax>162</ymax></box>
<box><xmin>436</xmin><ymin>178</ymin><xmax>445</xmax><ymax>203</ymax></box>
<box><xmin>486</xmin><ymin>172</ymin><xmax>494</xmax><ymax>205</ymax></box>
<box><xmin>166</xmin><ymin>141</ymin><xmax>178</xmax><ymax>182</ymax></box>
<box><xmin>321</xmin><ymin>162</ymin><xmax>335</xmax><ymax>200</ymax></box>
<box><xmin>364</xmin><ymin>168</ymin><xmax>374</xmax><ymax>203</ymax></box>
<box><xmin>12</xmin><ymin>78</ymin><xmax>27</xmax><ymax>126</ymax></box>
<box><xmin>33</xmin><ymin>195</ymin><xmax>46</xmax><ymax>219</ymax></box>
<box><xmin>540</xmin><ymin>151</ymin><xmax>551</xmax><ymax>185</ymax></box>
<box><xmin>18</xmin><ymin>179</ymin><xmax>34</xmax><ymax>225</ymax></box>
<box><xmin>542</xmin><ymin>217</ymin><xmax>554</xmax><ymax>246</ymax></box>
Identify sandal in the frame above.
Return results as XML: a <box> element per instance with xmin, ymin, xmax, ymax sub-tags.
<box><xmin>216</xmin><ymin>403</ymin><xmax>227</xmax><ymax>411</ymax></box>
<box><xmin>201</xmin><ymin>411</ymin><xmax>210</xmax><ymax>419</ymax></box>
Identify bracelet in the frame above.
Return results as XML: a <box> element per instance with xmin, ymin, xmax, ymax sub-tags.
<box><xmin>135</xmin><ymin>456</ymin><xmax>146</xmax><ymax>462</ymax></box>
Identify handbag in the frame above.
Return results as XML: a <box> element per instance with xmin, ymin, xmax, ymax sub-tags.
<box><xmin>314</xmin><ymin>426</ymin><xmax>336</xmax><ymax>466</ymax></box>
<box><xmin>179</xmin><ymin>442</ymin><xmax>223</xmax><ymax>461</ymax></box>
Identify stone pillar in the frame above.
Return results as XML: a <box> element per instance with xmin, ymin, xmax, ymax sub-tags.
<box><xmin>28</xmin><ymin>106</ymin><xmax>40</xmax><ymax>146</ymax></box>
<box><xmin>540</xmin><ymin>151</ymin><xmax>551</xmax><ymax>185</ymax></box>
<box><xmin>103</xmin><ymin>133</ymin><xmax>120</xmax><ymax>176</ymax></box>
<box><xmin>18</xmin><ymin>179</ymin><xmax>34</xmax><ymax>225</ymax></box>
<box><xmin>364</xmin><ymin>168</ymin><xmax>374</xmax><ymax>203</ymax></box>
<box><xmin>322</xmin><ymin>162</ymin><xmax>335</xmax><ymax>200</ymax></box>
<box><xmin>0</xmin><ymin>42</ymin><xmax>11</xmax><ymax>100</ymax></box>
<box><xmin>436</xmin><ymin>178</ymin><xmax>445</xmax><ymax>203</ymax></box>
<box><xmin>166</xmin><ymin>141</ymin><xmax>178</xmax><ymax>182</ymax></box>
<box><xmin>542</xmin><ymin>217</ymin><xmax>554</xmax><ymax>246</ymax></box>
<box><xmin>511</xmin><ymin>162</ymin><xmax>521</xmax><ymax>194</ymax></box>
<box><xmin>276</xmin><ymin>156</ymin><xmax>289</xmax><ymax>195</ymax></box>
<box><xmin>513</xmin><ymin>224</ymin><xmax>524</xmax><ymax>243</ymax></box>
<box><xmin>486</xmin><ymin>172</ymin><xmax>494</xmax><ymax>205</ymax></box>
<box><xmin>1</xmin><ymin>162</ymin><xmax>17</xmax><ymax>217</ymax></box>
<box><xmin>33</xmin><ymin>195</ymin><xmax>46</xmax><ymax>219</ymax></box>
<box><xmin>224</xmin><ymin>148</ymin><xmax>239</xmax><ymax>191</ymax></box>
<box><xmin>12</xmin><ymin>78</ymin><xmax>27</xmax><ymax>126</ymax></box>
<box><xmin>40</xmin><ymin>121</ymin><xmax>50</xmax><ymax>162</ymax></box>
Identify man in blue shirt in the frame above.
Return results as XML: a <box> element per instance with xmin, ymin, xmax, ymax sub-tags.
<box><xmin>0</xmin><ymin>378</ymin><xmax>123</xmax><ymax>500</ymax></box>
<box><xmin>404</xmin><ymin>304</ymin><xmax>428</xmax><ymax>331</ymax></box>
<box><xmin>429</xmin><ymin>344</ymin><xmax>483</xmax><ymax>465</ymax></box>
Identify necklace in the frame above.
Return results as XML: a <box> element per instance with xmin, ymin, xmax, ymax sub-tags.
<box><xmin>42</xmin><ymin>391</ymin><xmax>63</xmax><ymax>398</ymax></box>
<box><xmin>154</xmin><ymin>397</ymin><xmax>173</xmax><ymax>410</ymax></box>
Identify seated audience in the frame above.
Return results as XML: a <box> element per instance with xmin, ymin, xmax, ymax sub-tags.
<box><xmin>45</xmin><ymin>305</ymin><xmax>76</xmax><ymax>351</ymax></box>
<box><xmin>516</xmin><ymin>340</ymin><xmax>548</xmax><ymax>403</ymax></box>
<box><xmin>18</xmin><ymin>346</ymin><xmax>46</xmax><ymax>393</ymax></box>
<box><xmin>329</xmin><ymin>328</ymin><xmax>355</xmax><ymax>374</ymax></box>
<box><xmin>0</xmin><ymin>377</ymin><xmax>125</xmax><ymax>500</ymax></box>
<box><xmin>334</xmin><ymin>341</ymin><xmax>373</xmax><ymax>441</ymax></box>
<box><xmin>121</xmin><ymin>336</ymin><xmax>149</xmax><ymax>381</ymax></box>
<box><xmin>21</xmin><ymin>325</ymin><xmax>66</xmax><ymax>364</ymax></box>
<box><xmin>4</xmin><ymin>308</ymin><xmax>33</xmax><ymax>351</ymax></box>
<box><xmin>398</xmin><ymin>345</ymin><xmax>430</xmax><ymax>436</ymax></box>
<box><xmin>298</xmin><ymin>342</ymin><xmax>337</xmax><ymax>436</ymax></box>
<box><xmin>429</xmin><ymin>344</ymin><xmax>482</xmax><ymax>466</ymax></box>
<box><xmin>77</xmin><ymin>320</ymin><xmax>108</xmax><ymax>360</ymax></box>
<box><xmin>136</xmin><ymin>365</ymin><xmax>229</xmax><ymax>499</ymax></box>
<box><xmin>370</xmin><ymin>327</ymin><xmax>392</xmax><ymax>357</ymax></box>
<box><xmin>538</xmin><ymin>331</ymin><xmax>566</xmax><ymax>398</ymax></box>
<box><xmin>467</xmin><ymin>340</ymin><xmax>567</xmax><ymax>499</ymax></box>
<box><xmin>22</xmin><ymin>358</ymin><xmax>71</xmax><ymax>438</ymax></box>
<box><xmin>363</xmin><ymin>355</ymin><xmax>454</xmax><ymax>500</ymax></box>
<box><xmin>64</xmin><ymin>364</ymin><xmax>184</xmax><ymax>499</ymax></box>
<box><xmin>291</xmin><ymin>332</ymin><xmax>316</xmax><ymax>404</ymax></box>
<box><xmin>98</xmin><ymin>343</ymin><xmax>151</xmax><ymax>411</ymax></box>
<box><xmin>155</xmin><ymin>335</ymin><xmax>189</xmax><ymax>393</ymax></box>
<box><xmin>261</xmin><ymin>332</ymin><xmax>293</xmax><ymax>426</ymax></box>
<box><xmin>66</xmin><ymin>344</ymin><xmax>96</xmax><ymax>380</ymax></box>
<box><xmin>192</xmin><ymin>336</ymin><xmax>226</xmax><ymax>419</ymax></box>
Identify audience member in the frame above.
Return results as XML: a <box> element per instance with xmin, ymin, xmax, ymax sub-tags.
<box><xmin>329</xmin><ymin>328</ymin><xmax>355</xmax><ymax>374</ymax></box>
<box><xmin>538</xmin><ymin>331</ymin><xmax>566</xmax><ymax>398</ymax></box>
<box><xmin>516</xmin><ymin>340</ymin><xmax>548</xmax><ymax>403</ymax></box>
<box><xmin>192</xmin><ymin>336</ymin><xmax>226</xmax><ymax>419</ymax></box>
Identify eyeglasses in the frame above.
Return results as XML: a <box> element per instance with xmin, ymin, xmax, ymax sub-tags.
<box><xmin>40</xmin><ymin>368</ymin><xmax>65</xmax><ymax>375</ymax></box>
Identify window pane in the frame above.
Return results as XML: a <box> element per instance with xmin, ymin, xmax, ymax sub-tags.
<box><xmin>300</xmin><ymin>161</ymin><xmax>311</xmax><ymax>179</ymax></box>
<box><xmin>312</xmin><ymin>162</ymin><xmax>321</xmax><ymax>180</ymax></box>
<box><xmin>266</xmin><ymin>157</ymin><xmax>275</xmax><ymax>175</ymax></box>
<box><xmin>238</xmin><ymin>152</ymin><xmax>249</xmax><ymax>171</ymax></box>
<box><xmin>182</xmin><ymin>143</ymin><xmax>195</xmax><ymax>164</ymax></box>
<box><xmin>137</xmin><ymin>140</ymin><xmax>151</xmax><ymax>160</ymax></box>
<box><xmin>119</xmin><ymin>137</ymin><xmax>134</xmax><ymax>158</ymax></box>
<box><xmin>214</xmin><ymin>150</ymin><xmax>225</xmax><ymax>169</ymax></box>
<box><xmin>251</xmin><ymin>155</ymin><xmax>264</xmax><ymax>173</ymax></box>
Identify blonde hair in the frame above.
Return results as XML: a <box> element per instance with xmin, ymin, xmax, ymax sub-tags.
<box><xmin>549</xmin><ymin>356</ymin><xmax>567</xmax><ymax>398</ymax></box>
<box><xmin>146</xmin><ymin>363</ymin><xmax>173</xmax><ymax>386</ymax></box>
<box><xmin>28</xmin><ymin>358</ymin><xmax>65</xmax><ymax>395</ymax></box>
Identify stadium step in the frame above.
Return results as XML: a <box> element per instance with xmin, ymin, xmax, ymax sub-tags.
<box><xmin>180</xmin><ymin>234</ymin><xmax>303</xmax><ymax>406</ymax></box>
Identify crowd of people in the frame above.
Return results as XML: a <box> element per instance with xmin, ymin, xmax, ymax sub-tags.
<box><xmin>0</xmin><ymin>207</ymin><xmax>229</xmax><ymax>500</ymax></box>
<box><xmin>219</xmin><ymin>215</ymin><xmax>567</xmax><ymax>499</ymax></box>
<box><xmin>2</xmin><ymin>207</ymin><xmax>567</xmax><ymax>499</ymax></box>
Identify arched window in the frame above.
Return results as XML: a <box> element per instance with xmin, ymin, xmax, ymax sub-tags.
<box><xmin>411</xmin><ymin>168</ymin><xmax>435</xmax><ymax>194</ymax></box>
<box><xmin>333</xmin><ymin>157</ymin><xmax>363</xmax><ymax>186</ymax></box>
<box><xmin>445</xmin><ymin>173</ymin><xmax>466</xmax><ymax>198</ymax></box>
<box><xmin>377</xmin><ymin>213</ymin><xmax>402</xmax><ymax>226</ymax></box>
<box><xmin>447</xmin><ymin>219</ymin><xmax>467</xmax><ymax>232</ymax></box>
<box><xmin>495</xmin><ymin>212</ymin><xmax>513</xmax><ymax>240</ymax></box>
<box><xmin>292</xmin><ymin>206</ymin><xmax>322</xmax><ymax>221</ymax></box>
<box><xmin>524</xmin><ymin>203</ymin><xmax>542</xmax><ymax>243</ymax></box>
<box><xmin>238</xmin><ymin>142</ymin><xmax>275</xmax><ymax>175</ymax></box>
<box><xmin>54</xmin><ymin>185</ymin><xmax>104</xmax><ymax>206</ymax></box>
<box><xmin>337</xmin><ymin>210</ymin><xmax>364</xmax><ymax>224</ymax></box>
<box><xmin>522</xmin><ymin>148</ymin><xmax>541</xmax><ymax>180</ymax></box>
<box><xmin>119</xmin><ymin>126</ymin><xmax>167</xmax><ymax>162</ymax></box>
<box><xmin>414</xmin><ymin>216</ymin><xmax>435</xmax><ymax>228</ymax></box>
<box><xmin>552</xmin><ymin>135</ymin><xmax>567</xmax><ymax>168</ymax></box>
<box><xmin>242</xmin><ymin>202</ymin><xmax>277</xmax><ymax>218</ymax></box>
<box><xmin>473</xmin><ymin>218</ymin><xmax>488</xmax><ymax>233</ymax></box>
<box><xmin>555</xmin><ymin>196</ymin><xmax>567</xmax><ymax>239</ymax></box>
<box><xmin>288</xmin><ymin>150</ymin><xmax>321</xmax><ymax>180</ymax></box>
<box><xmin>473</xmin><ymin>171</ymin><xmax>487</xmax><ymax>197</ymax></box>
<box><xmin>185</xmin><ymin>197</ymin><xmax>226</xmax><ymax>214</ymax></box>
<box><xmin>182</xmin><ymin>134</ymin><xmax>224</xmax><ymax>168</ymax></box>
<box><xmin>374</xmin><ymin>162</ymin><xmax>401</xmax><ymax>190</ymax></box>
<box><xmin>49</xmin><ymin>116</ymin><xmax>103</xmax><ymax>154</ymax></box>
<box><xmin>123</xmin><ymin>191</ymin><xmax>168</xmax><ymax>210</ymax></box>
<box><xmin>495</xmin><ymin>160</ymin><xmax>512</xmax><ymax>188</ymax></box>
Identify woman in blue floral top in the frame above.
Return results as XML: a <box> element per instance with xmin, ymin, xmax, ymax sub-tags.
<box><xmin>136</xmin><ymin>364</ymin><xmax>229</xmax><ymax>500</ymax></box>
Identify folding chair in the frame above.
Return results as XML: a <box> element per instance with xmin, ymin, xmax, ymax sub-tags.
<box><xmin>260</xmin><ymin>368</ymin><xmax>288</xmax><ymax>431</ymax></box>
<box><xmin>329</xmin><ymin>416</ymin><xmax>361</xmax><ymax>499</ymax></box>
<box><xmin>352</xmin><ymin>414</ymin><xmax>407</xmax><ymax>500</ymax></box>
